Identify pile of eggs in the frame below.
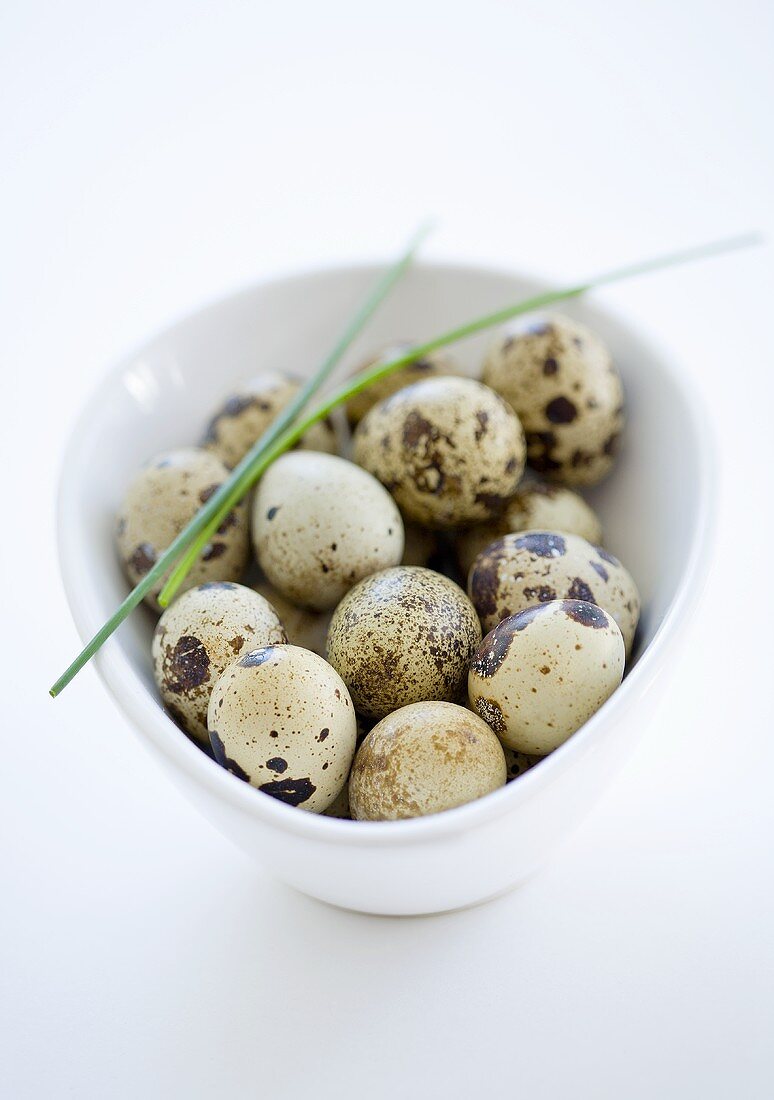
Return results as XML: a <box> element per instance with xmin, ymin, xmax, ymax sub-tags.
<box><xmin>116</xmin><ymin>314</ymin><xmax>640</xmax><ymax>821</ymax></box>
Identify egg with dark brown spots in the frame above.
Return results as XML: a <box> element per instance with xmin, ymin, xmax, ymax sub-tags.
<box><xmin>252</xmin><ymin>451</ymin><xmax>404</xmax><ymax>611</ymax></box>
<box><xmin>468</xmin><ymin>600</ymin><xmax>625</xmax><ymax>754</ymax></box>
<box><xmin>202</xmin><ymin>371</ymin><xmax>337</xmax><ymax>468</ymax></box>
<box><xmin>352</xmin><ymin>376</ymin><xmax>526</xmax><ymax>529</ymax></box>
<box><xmin>482</xmin><ymin>314</ymin><xmax>624</xmax><ymax>486</ymax></box>
<box><xmin>504</xmin><ymin>746</ymin><xmax>542</xmax><ymax>781</ymax></box>
<box><xmin>345</xmin><ymin>344</ymin><xmax>460</xmax><ymax>425</ymax></box>
<box><xmin>116</xmin><ymin>447</ymin><xmax>249</xmax><ymax>611</ymax></box>
<box><xmin>152</xmin><ymin>582</ymin><xmax>287</xmax><ymax>745</ymax></box>
<box><xmin>468</xmin><ymin>530</ymin><xmax>640</xmax><ymax>655</ymax></box>
<box><xmin>207</xmin><ymin>644</ymin><xmax>357</xmax><ymax>812</ymax></box>
<box><xmin>456</xmin><ymin>480</ymin><xmax>603</xmax><ymax>575</ymax></box>
<box><xmin>326</xmin><ymin>566</ymin><xmax>482</xmax><ymax>720</ymax></box>
<box><xmin>349</xmin><ymin>701</ymin><xmax>506</xmax><ymax>820</ymax></box>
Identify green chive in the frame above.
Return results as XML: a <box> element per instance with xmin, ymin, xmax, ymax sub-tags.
<box><xmin>50</xmin><ymin>231</ymin><xmax>760</xmax><ymax>698</ymax></box>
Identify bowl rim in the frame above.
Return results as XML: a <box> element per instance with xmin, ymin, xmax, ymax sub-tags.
<box><xmin>56</xmin><ymin>258</ymin><xmax>717</xmax><ymax>847</ymax></box>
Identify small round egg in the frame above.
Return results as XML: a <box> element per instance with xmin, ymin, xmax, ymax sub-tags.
<box><xmin>345</xmin><ymin>344</ymin><xmax>459</xmax><ymax>425</ymax></box>
<box><xmin>468</xmin><ymin>600</ymin><xmax>625</xmax><ymax>754</ymax></box>
<box><xmin>482</xmin><ymin>314</ymin><xmax>624</xmax><ymax>485</ymax></box>
<box><xmin>504</xmin><ymin>746</ymin><xmax>542</xmax><ymax>781</ymax></box>
<box><xmin>152</xmin><ymin>581</ymin><xmax>287</xmax><ymax>745</ymax></box>
<box><xmin>456</xmin><ymin>481</ymin><xmax>603</xmax><ymax>575</ymax></box>
<box><xmin>202</xmin><ymin>371</ymin><xmax>337</xmax><ymax>468</ymax></box>
<box><xmin>116</xmin><ymin>447</ymin><xmax>249</xmax><ymax>611</ymax></box>
<box><xmin>326</xmin><ymin>566</ymin><xmax>482</xmax><ymax>720</ymax></box>
<box><xmin>353</xmin><ymin>376</ymin><xmax>526</xmax><ymax>529</ymax></box>
<box><xmin>252</xmin><ymin>451</ymin><xmax>404</xmax><ymax>611</ymax></box>
<box><xmin>468</xmin><ymin>530</ymin><xmax>640</xmax><ymax>655</ymax></box>
<box><xmin>207</xmin><ymin>644</ymin><xmax>357</xmax><ymax>813</ymax></box>
<box><xmin>349</xmin><ymin>701</ymin><xmax>507</xmax><ymax>820</ymax></box>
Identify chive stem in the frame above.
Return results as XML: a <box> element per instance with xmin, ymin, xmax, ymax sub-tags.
<box><xmin>50</xmin><ymin>230</ymin><xmax>760</xmax><ymax>698</ymax></box>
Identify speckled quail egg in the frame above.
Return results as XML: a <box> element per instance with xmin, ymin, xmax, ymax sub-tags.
<box><xmin>252</xmin><ymin>575</ymin><xmax>332</xmax><ymax>656</ymax></box>
<box><xmin>152</xmin><ymin>581</ymin><xmax>287</xmax><ymax>745</ymax></box>
<box><xmin>207</xmin><ymin>644</ymin><xmax>357</xmax><ymax>813</ymax></box>
<box><xmin>504</xmin><ymin>746</ymin><xmax>542</xmax><ymax>781</ymax></box>
<box><xmin>345</xmin><ymin>344</ymin><xmax>459</xmax><ymax>425</ymax></box>
<box><xmin>252</xmin><ymin>451</ymin><xmax>404</xmax><ymax>611</ymax></box>
<box><xmin>353</xmin><ymin>376</ymin><xmax>526</xmax><ymax>529</ymax></box>
<box><xmin>325</xmin><ymin>567</ymin><xmax>477</xmax><ymax>721</ymax></box>
<box><xmin>116</xmin><ymin>447</ymin><xmax>249</xmax><ymax>611</ymax></box>
<box><xmin>326</xmin><ymin>566</ymin><xmax>482</xmax><ymax>720</ymax></box>
<box><xmin>456</xmin><ymin>481</ymin><xmax>603</xmax><ymax>575</ymax></box>
<box><xmin>202</xmin><ymin>371</ymin><xmax>338</xmax><ymax>468</ymax></box>
<box><xmin>482</xmin><ymin>314</ymin><xmax>624</xmax><ymax>485</ymax></box>
<box><xmin>468</xmin><ymin>600</ymin><xmax>625</xmax><ymax>754</ymax></box>
<box><xmin>469</xmin><ymin>530</ymin><xmax>640</xmax><ymax>656</ymax></box>
<box><xmin>349</xmin><ymin>701</ymin><xmax>507</xmax><ymax>820</ymax></box>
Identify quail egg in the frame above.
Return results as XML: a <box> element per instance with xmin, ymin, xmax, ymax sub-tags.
<box><xmin>468</xmin><ymin>600</ymin><xmax>625</xmax><ymax>754</ymax></box>
<box><xmin>252</xmin><ymin>576</ymin><xmax>332</xmax><ymax>656</ymax></box>
<box><xmin>482</xmin><ymin>314</ymin><xmax>624</xmax><ymax>485</ymax></box>
<box><xmin>456</xmin><ymin>481</ymin><xmax>603</xmax><ymax>575</ymax></box>
<box><xmin>252</xmin><ymin>451</ymin><xmax>404</xmax><ymax>611</ymax></box>
<box><xmin>504</xmin><ymin>746</ymin><xmax>542</xmax><ymax>781</ymax></box>
<box><xmin>345</xmin><ymin>344</ymin><xmax>459</xmax><ymax>425</ymax></box>
<box><xmin>152</xmin><ymin>581</ymin><xmax>287</xmax><ymax>744</ymax></box>
<box><xmin>353</xmin><ymin>376</ymin><xmax>526</xmax><ymax>529</ymax></box>
<box><xmin>202</xmin><ymin>371</ymin><xmax>338</xmax><ymax>468</ymax></box>
<box><xmin>116</xmin><ymin>447</ymin><xmax>249</xmax><ymax>611</ymax></box>
<box><xmin>207</xmin><ymin>644</ymin><xmax>357</xmax><ymax>813</ymax></box>
<box><xmin>468</xmin><ymin>530</ymin><xmax>640</xmax><ymax>655</ymax></box>
<box><xmin>349</xmin><ymin>701</ymin><xmax>507</xmax><ymax>820</ymax></box>
<box><xmin>326</xmin><ymin>566</ymin><xmax>482</xmax><ymax>721</ymax></box>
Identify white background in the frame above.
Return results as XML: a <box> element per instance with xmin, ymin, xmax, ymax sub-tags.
<box><xmin>2</xmin><ymin>2</ymin><xmax>773</xmax><ymax>1097</ymax></box>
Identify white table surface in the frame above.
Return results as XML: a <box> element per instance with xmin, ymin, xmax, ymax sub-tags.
<box><xmin>2</xmin><ymin>2</ymin><xmax>773</xmax><ymax>1096</ymax></box>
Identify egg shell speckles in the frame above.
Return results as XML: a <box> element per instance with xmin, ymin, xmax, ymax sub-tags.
<box><xmin>456</xmin><ymin>481</ymin><xmax>603</xmax><ymax>576</ymax></box>
<box><xmin>349</xmin><ymin>701</ymin><xmax>507</xmax><ymax>820</ymax></box>
<box><xmin>252</xmin><ymin>451</ymin><xmax>405</xmax><ymax>612</ymax></box>
<box><xmin>202</xmin><ymin>371</ymin><xmax>337</xmax><ymax>468</ymax></box>
<box><xmin>482</xmin><ymin>314</ymin><xmax>624</xmax><ymax>486</ymax></box>
<box><xmin>326</xmin><ymin>566</ymin><xmax>482</xmax><ymax>721</ymax></box>
<box><xmin>345</xmin><ymin>344</ymin><xmax>460</xmax><ymax>425</ymax></box>
<box><xmin>352</xmin><ymin>376</ymin><xmax>526</xmax><ymax>529</ymax></box>
<box><xmin>504</xmin><ymin>746</ymin><xmax>543</xmax><ymax>782</ymax></box>
<box><xmin>468</xmin><ymin>601</ymin><xmax>625</xmax><ymax>754</ymax></box>
<box><xmin>207</xmin><ymin>644</ymin><xmax>357</xmax><ymax>813</ymax></box>
<box><xmin>152</xmin><ymin>582</ymin><xmax>287</xmax><ymax>745</ymax></box>
<box><xmin>116</xmin><ymin>447</ymin><xmax>249</xmax><ymax>611</ymax></box>
<box><xmin>468</xmin><ymin>529</ymin><xmax>640</xmax><ymax>656</ymax></box>
<box><xmin>252</xmin><ymin>576</ymin><xmax>332</xmax><ymax>656</ymax></box>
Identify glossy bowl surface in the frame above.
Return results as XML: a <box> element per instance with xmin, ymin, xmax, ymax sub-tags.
<box><xmin>58</xmin><ymin>261</ymin><xmax>714</xmax><ymax>914</ymax></box>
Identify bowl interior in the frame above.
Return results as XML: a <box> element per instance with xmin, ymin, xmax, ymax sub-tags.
<box><xmin>59</xmin><ymin>262</ymin><xmax>706</xmax><ymax>805</ymax></box>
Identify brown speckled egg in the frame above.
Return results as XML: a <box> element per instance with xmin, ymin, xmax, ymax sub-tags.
<box><xmin>326</xmin><ymin>566</ymin><xmax>482</xmax><ymax>721</ymax></box>
<box><xmin>468</xmin><ymin>601</ymin><xmax>625</xmax><ymax>754</ymax></box>
<box><xmin>252</xmin><ymin>576</ymin><xmax>331</xmax><ymax>656</ymax></box>
<box><xmin>482</xmin><ymin>315</ymin><xmax>624</xmax><ymax>485</ymax></box>
<box><xmin>504</xmin><ymin>746</ymin><xmax>542</xmax><ymax>781</ymax></box>
<box><xmin>116</xmin><ymin>447</ymin><xmax>249</xmax><ymax>611</ymax></box>
<box><xmin>252</xmin><ymin>451</ymin><xmax>404</xmax><ymax>611</ymax></box>
<box><xmin>152</xmin><ymin>582</ymin><xmax>286</xmax><ymax>745</ymax></box>
<box><xmin>207</xmin><ymin>644</ymin><xmax>357</xmax><ymax>813</ymax></box>
<box><xmin>468</xmin><ymin>530</ymin><xmax>640</xmax><ymax>656</ymax></box>
<box><xmin>345</xmin><ymin>344</ymin><xmax>459</xmax><ymax>425</ymax></box>
<box><xmin>349</xmin><ymin>701</ymin><xmax>506</xmax><ymax>820</ymax></box>
<box><xmin>202</xmin><ymin>371</ymin><xmax>337</xmax><ymax>468</ymax></box>
<box><xmin>456</xmin><ymin>481</ymin><xmax>603</xmax><ymax>575</ymax></box>
<box><xmin>352</xmin><ymin>376</ymin><xmax>526</xmax><ymax>529</ymax></box>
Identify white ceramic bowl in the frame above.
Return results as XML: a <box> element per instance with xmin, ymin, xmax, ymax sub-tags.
<box><xmin>58</xmin><ymin>261</ymin><xmax>714</xmax><ymax>915</ymax></box>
